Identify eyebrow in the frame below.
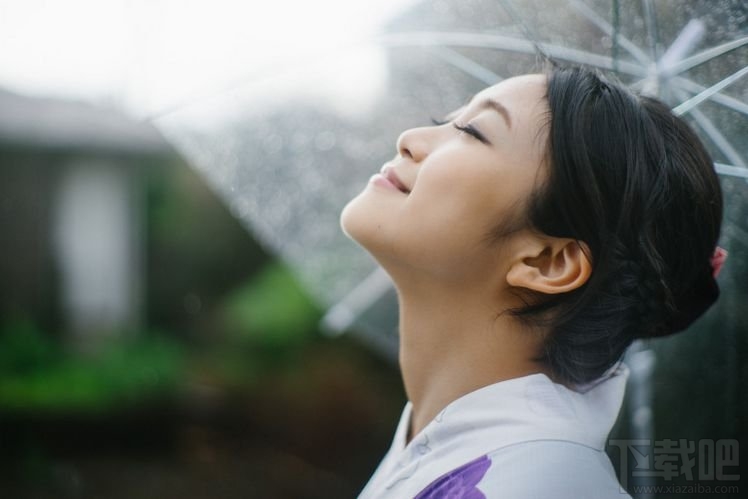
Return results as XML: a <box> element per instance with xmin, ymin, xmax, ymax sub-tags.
<box><xmin>481</xmin><ymin>99</ymin><xmax>512</xmax><ymax>129</ymax></box>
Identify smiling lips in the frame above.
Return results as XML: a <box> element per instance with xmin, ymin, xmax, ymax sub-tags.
<box><xmin>379</xmin><ymin>164</ymin><xmax>411</xmax><ymax>194</ymax></box>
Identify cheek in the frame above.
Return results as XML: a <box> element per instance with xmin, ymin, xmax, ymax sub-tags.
<box><xmin>410</xmin><ymin>168</ymin><xmax>514</xmax><ymax>232</ymax></box>
<box><xmin>410</xmin><ymin>169</ymin><xmax>536</xmax><ymax>264</ymax></box>
<box><xmin>398</xmin><ymin>179</ymin><xmax>500</xmax><ymax>262</ymax></box>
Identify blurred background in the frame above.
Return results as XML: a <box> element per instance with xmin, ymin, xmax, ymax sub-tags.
<box><xmin>0</xmin><ymin>0</ymin><xmax>745</xmax><ymax>498</ymax></box>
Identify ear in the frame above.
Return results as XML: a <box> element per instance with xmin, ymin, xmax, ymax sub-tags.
<box><xmin>506</xmin><ymin>238</ymin><xmax>592</xmax><ymax>294</ymax></box>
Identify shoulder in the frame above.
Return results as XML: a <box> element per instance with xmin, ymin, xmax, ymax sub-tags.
<box><xmin>481</xmin><ymin>440</ymin><xmax>632</xmax><ymax>499</ymax></box>
<box><xmin>415</xmin><ymin>440</ymin><xmax>632</xmax><ymax>499</ymax></box>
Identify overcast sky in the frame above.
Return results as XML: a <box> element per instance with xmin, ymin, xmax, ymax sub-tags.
<box><xmin>0</xmin><ymin>0</ymin><xmax>415</xmax><ymax>119</ymax></box>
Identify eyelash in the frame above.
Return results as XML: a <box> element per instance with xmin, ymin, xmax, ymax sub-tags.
<box><xmin>430</xmin><ymin>117</ymin><xmax>489</xmax><ymax>144</ymax></box>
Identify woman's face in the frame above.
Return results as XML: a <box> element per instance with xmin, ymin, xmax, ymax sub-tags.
<box><xmin>340</xmin><ymin>74</ymin><xmax>550</xmax><ymax>282</ymax></box>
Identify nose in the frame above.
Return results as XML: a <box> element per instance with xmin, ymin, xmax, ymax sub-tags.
<box><xmin>396</xmin><ymin>127</ymin><xmax>430</xmax><ymax>163</ymax></box>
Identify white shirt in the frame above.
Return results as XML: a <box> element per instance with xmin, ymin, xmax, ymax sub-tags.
<box><xmin>358</xmin><ymin>362</ymin><xmax>632</xmax><ymax>498</ymax></box>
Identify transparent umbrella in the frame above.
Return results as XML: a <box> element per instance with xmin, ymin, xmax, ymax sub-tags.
<box><xmin>152</xmin><ymin>0</ymin><xmax>746</xmax><ymax>347</ymax></box>
<box><xmin>319</xmin><ymin>0</ymin><xmax>748</xmax><ymax>353</ymax></box>
<box><xmin>153</xmin><ymin>2</ymin><xmax>746</xmax><ymax>490</ymax></box>
<box><xmin>151</xmin><ymin>0</ymin><xmax>746</xmax><ymax>328</ymax></box>
<box><xmin>152</xmin><ymin>2</ymin><xmax>746</xmax><ymax>493</ymax></box>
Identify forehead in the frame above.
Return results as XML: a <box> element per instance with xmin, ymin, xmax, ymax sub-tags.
<box><xmin>474</xmin><ymin>74</ymin><xmax>548</xmax><ymax>119</ymax></box>
<box><xmin>479</xmin><ymin>74</ymin><xmax>551</xmax><ymax>177</ymax></box>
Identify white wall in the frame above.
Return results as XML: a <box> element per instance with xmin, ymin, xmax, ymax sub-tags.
<box><xmin>53</xmin><ymin>160</ymin><xmax>142</xmax><ymax>341</ymax></box>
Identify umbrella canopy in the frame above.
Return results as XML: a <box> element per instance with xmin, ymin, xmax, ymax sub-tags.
<box><xmin>152</xmin><ymin>4</ymin><xmax>746</xmax><ymax>493</ymax></box>
<box><xmin>152</xmin><ymin>0</ymin><xmax>747</xmax><ymax>356</ymax></box>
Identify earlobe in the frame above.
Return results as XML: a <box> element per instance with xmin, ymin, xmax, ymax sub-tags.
<box><xmin>506</xmin><ymin>239</ymin><xmax>592</xmax><ymax>294</ymax></box>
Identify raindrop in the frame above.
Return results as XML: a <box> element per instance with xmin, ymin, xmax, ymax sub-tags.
<box><xmin>262</xmin><ymin>134</ymin><xmax>284</xmax><ymax>155</ymax></box>
<box><xmin>292</xmin><ymin>131</ymin><xmax>310</xmax><ymax>148</ymax></box>
<box><xmin>314</xmin><ymin>131</ymin><xmax>337</xmax><ymax>151</ymax></box>
<box><xmin>230</xmin><ymin>197</ymin><xmax>252</xmax><ymax>219</ymax></box>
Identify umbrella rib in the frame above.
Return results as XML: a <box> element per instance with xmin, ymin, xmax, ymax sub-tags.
<box><xmin>375</xmin><ymin>32</ymin><xmax>648</xmax><ymax>77</ymax></box>
<box><xmin>426</xmin><ymin>47</ymin><xmax>503</xmax><ymax>85</ymax></box>
<box><xmin>641</xmin><ymin>0</ymin><xmax>661</xmax><ymax>61</ymax></box>
<box><xmin>663</xmin><ymin>36</ymin><xmax>748</xmax><ymax>77</ymax></box>
<box><xmin>672</xmin><ymin>85</ymin><xmax>746</xmax><ymax>168</ymax></box>
<box><xmin>320</xmin><ymin>266</ymin><xmax>394</xmax><ymax>336</ymax></box>
<box><xmin>672</xmin><ymin>76</ymin><xmax>748</xmax><ymax>116</ymax></box>
<box><xmin>566</xmin><ymin>0</ymin><xmax>650</xmax><ymax>65</ymax></box>
<box><xmin>418</xmin><ymin>43</ymin><xmax>748</xmax><ymax>171</ymax></box>
<box><xmin>658</xmin><ymin>19</ymin><xmax>707</xmax><ymax>73</ymax></box>
<box><xmin>495</xmin><ymin>0</ymin><xmax>546</xmax><ymax>59</ymax></box>
<box><xmin>715</xmin><ymin>163</ymin><xmax>748</xmax><ymax>179</ymax></box>
<box><xmin>688</xmin><ymin>110</ymin><xmax>747</xmax><ymax>168</ymax></box>
<box><xmin>672</xmin><ymin>65</ymin><xmax>748</xmax><ymax>116</ymax></box>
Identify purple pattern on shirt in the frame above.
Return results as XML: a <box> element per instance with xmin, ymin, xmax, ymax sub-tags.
<box><xmin>414</xmin><ymin>454</ymin><xmax>492</xmax><ymax>499</ymax></box>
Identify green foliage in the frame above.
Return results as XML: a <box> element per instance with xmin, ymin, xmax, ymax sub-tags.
<box><xmin>0</xmin><ymin>320</ymin><xmax>56</xmax><ymax>376</ymax></box>
<box><xmin>221</xmin><ymin>262</ymin><xmax>321</xmax><ymax>350</ymax></box>
<box><xmin>0</xmin><ymin>322</ymin><xmax>185</xmax><ymax>413</ymax></box>
<box><xmin>0</xmin><ymin>262</ymin><xmax>322</xmax><ymax>413</ymax></box>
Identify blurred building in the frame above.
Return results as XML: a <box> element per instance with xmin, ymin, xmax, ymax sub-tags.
<box><xmin>0</xmin><ymin>88</ymin><xmax>173</xmax><ymax>342</ymax></box>
<box><xmin>0</xmin><ymin>88</ymin><xmax>267</xmax><ymax>346</ymax></box>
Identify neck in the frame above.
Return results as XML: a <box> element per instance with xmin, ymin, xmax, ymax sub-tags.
<box><xmin>393</xmin><ymin>277</ymin><xmax>547</xmax><ymax>445</ymax></box>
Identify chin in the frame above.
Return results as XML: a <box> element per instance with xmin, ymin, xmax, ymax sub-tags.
<box><xmin>340</xmin><ymin>192</ymin><xmax>396</xmax><ymax>258</ymax></box>
<box><xmin>340</xmin><ymin>194</ymin><xmax>373</xmax><ymax>244</ymax></box>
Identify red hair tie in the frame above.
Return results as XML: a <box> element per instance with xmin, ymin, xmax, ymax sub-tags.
<box><xmin>711</xmin><ymin>246</ymin><xmax>728</xmax><ymax>278</ymax></box>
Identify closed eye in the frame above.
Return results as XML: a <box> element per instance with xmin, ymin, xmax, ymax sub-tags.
<box><xmin>453</xmin><ymin>122</ymin><xmax>490</xmax><ymax>145</ymax></box>
<box><xmin>430</xmin><ymin>117</ymin><xmax>490</xmax><ymax>145</ymax></box>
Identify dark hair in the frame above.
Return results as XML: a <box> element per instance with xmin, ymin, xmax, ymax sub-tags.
<box><xmin>513</xmin><ymin>66</ymin><xmax>723</xmax><ymax>387</ymax></box>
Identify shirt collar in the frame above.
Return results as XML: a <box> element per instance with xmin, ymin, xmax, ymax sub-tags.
<box><xmin>392</xmin><ymin>361</ymin><xmax>629</xmax><ymax>460</ymax></box>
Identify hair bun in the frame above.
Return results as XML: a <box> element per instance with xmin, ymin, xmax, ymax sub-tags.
<box><xmin>645</xmin><ymin>270</ymin><xmax>720</xmax><ymax>338</ymax></box>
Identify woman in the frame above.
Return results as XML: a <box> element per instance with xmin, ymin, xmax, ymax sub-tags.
<box><xmin>340</xmin><ymin>66</ymin><xmax>725</xmax><ymax>498</ymax></box>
